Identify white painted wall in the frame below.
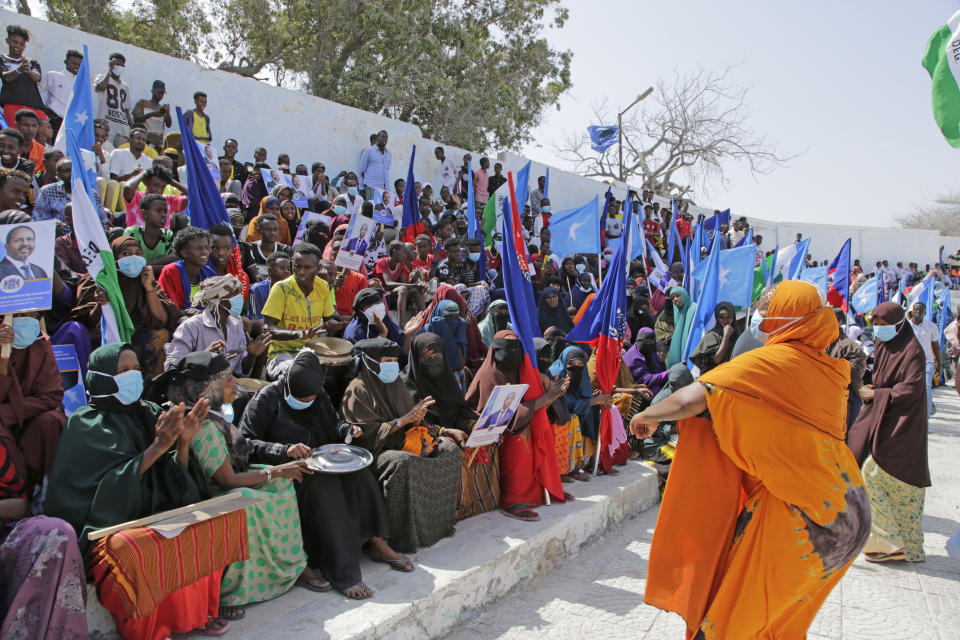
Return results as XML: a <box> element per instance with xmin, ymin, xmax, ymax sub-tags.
<box><xmin>4</xmin><ymin>9</ymin><xmax>956</xmax><ymax>266</ymax></box>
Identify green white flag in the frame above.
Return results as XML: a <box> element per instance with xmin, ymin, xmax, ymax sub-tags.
<box><xmin>923</xmin><ymin>10</ymin><xmax>960</xmax><ymax>147</ymax></box>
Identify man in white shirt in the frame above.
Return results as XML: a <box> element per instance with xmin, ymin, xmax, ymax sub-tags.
<box><xmin>94</xmin><ymin>52</ymin><xmax>133</xmax><ymax>144</ymax></box>
<box><xmin>909</xmin><ymin>299</ymin><xmax>940</xmax><ymax>418</ymax></box>
<box><xmin>435</xmin><ymin>146</ymin><xmax>458</xmax><ymax>193</ymax></box>
<box><xmin>40</xmin><ymin>49</ymin><xmax>82</xmax><ymax>135</ymax></box>
<box><xmin>109</xmin><ymin>127</ymin><xmax>151</xmax><ymax>180</ymax></box>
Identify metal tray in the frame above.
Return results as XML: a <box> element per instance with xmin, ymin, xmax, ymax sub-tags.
<box><xmin>306</xmin><ymin>444</ymin><xmax>373</xmax><ymax>473</ymax></box>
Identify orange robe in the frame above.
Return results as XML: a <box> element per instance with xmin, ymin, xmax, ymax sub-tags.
<box><xmin>645</xmin><ymin>281</ymin><xmax>871</xmax><ymax>639</ymax></box>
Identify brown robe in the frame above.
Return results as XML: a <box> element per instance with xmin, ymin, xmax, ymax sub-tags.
<box><xmin>847</xmin><ymin>302</ymin><xmax>930</xmax><ymax>488</ymax></box>
<box><xmin>0</xmin><ymin>337</ymin><xmax>65</xmax><ymax>495</ymax></box>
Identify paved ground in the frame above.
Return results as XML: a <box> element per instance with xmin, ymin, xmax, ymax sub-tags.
<box><xmin>445</xmin><ymin>385</ymin><xmax>960</xmax><ymax>640</ymax></box>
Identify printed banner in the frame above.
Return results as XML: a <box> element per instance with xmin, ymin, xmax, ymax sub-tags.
<box><xmin>334</xmin><ymin>213</ymin><xmax>377</xmax><ymax>271</ymax></box>
<box><xmin>0</xmin><ymin>220</ymin><xmax>56</xmax><ymax>314</ymax></box>
<box><xmin>465</xmin><ymin>383</ymin><xmax>529</xmax><ymax>447</ymax></box>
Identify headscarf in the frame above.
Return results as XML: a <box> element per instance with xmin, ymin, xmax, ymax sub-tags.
<box><xmin>275</xmin><ymin>349</ymin><xmax>345</xmax><ymax>443</ymax></box>
<box><xmin>341</xmin><ymin>338</ymin><xmax>415</xmax><ymax>454</ymax></box>
<box><xmin>465</xmin><ymin>330</ymin><xmax>534</xmax><ymax>432</ymax></box>
<box><xmin>402</xmin><ymin>333</ymin><xmax>476</xmax><ymax>429</ymax></box>
<box><xmin>623</xmin><ymin>327</ymin><xmax>664</xmax><ymax>373</ymax></box>
<box><xmin>478</xmin><ymin>299</ymin><xmax>512</xmax><ymax>345</ymax></box>
<box><xmin>191</xmin><ymin>274</ymin><xmax>240</xmax><ymax>308</ymax></box>
<box><xmin>688</xmin><ymin>301</ymin><xmax>739</xmax><ymax>372</ymax></box>
<box><xmin>666</xmin><ymin>286</ymin><xmax>696</xmax><ymax>367</ymax></box>
<box><xmin>244</xmin><ymin>196</ymin><xmax>292</xmax><ymax>245</ymax></box>
<box><xmin>534</xmin><ymin>337</ymin><xmax>570</xmax><ymax>424</ymax></box>
<box><xmin>649</xmin><ymin>363</ymin><xmax>695</xmax><ymax>406</ymax></box>
<box><xmin>847</xmin><ymin>302</ymin><xmax>930</xmax><ymax>487</ymax></box>
<box><xmin>626</xmin><ymin>290</ymin><xmax>656</xmax><ymax>339</ymax></box>
<box><xmin>537</xmin><ymin>286</ymin><xmax>574</xmax><ymax>333</ymax></box>
<box><xmin>548</xmin><ymin>345</ymin><xmax>598</xmax><ymax>438</ymax></box>
<box><xmin>571</xmin><ymin>273</ymin><xmax>595</xmax><ymax>309</ymax></box>
<box><xmin>421</xmin><ymin>300</ymin><xmax>467</xmax><ymax>370</ymax></box>
<box><xmin>543</xmin><ymin>326</ymin><xmax>568</xmax><ymax>363</ymax></box>
<box><xmin>417</xmin><ymin>284</ymin><xmax>486</xmax><ymax>372</ymax></box>
<box><xmin>108</xmin><ymin>235</ymin><xmax>180</xmax><ymax>331</ymax></box>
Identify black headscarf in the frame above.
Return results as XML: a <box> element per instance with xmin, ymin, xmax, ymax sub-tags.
<box><xmin>352</xmin><ymin>288</ymin><xmax>383</xmax><ymax>314</ymax></box>
<box><xmin>626</xmin><ymin>289</ymin><xmax>655</xmax><ymax>341</ymax></box>
<box><xmin>402</xmin><ymin>333</ymin><xmax>476</xmax><ymax>429</ymax></box>
<box><xmin>537</xmin><ymin>286</ymin><xmax>574</xmax><ymax>333</ymax></box>
<box><xmin>534</xmin><ymin>337</ymin><xmax>571</xmax><ymax>424</ymax></box>
<box><xmin>287</xmin><ymin>349</ymin><xmax>328</xmax><ymax>399</ymax></box>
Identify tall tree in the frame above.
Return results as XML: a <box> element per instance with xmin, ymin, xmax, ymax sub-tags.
<box><xmin>555</xmin><ymin>66</ymin><xmax>794</xmax><ymax>201</ymax></box>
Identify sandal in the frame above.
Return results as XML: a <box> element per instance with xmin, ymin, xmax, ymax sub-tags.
<box><xmin>297</xmin><ymin>573</ymin><xmax>333</xmax><ymax>592</ymax></box>
<box><xmin>570</xmin><ymin>470</ymin><xmax>591</xmax><ymax>482</ymax></box>
<box><xmin>562</xmin><ymin>491</ymin><xmax>576</xmax><ymax>501</ymax></box>
<box><xmin>372</xmin><ymin>552</ymin><xmax>414</xmax><ymax>572</ymax></box>
<box><xmin>218</xmin><ymin>605</ymin><xmax>245</xmax><ymax>620</ymax></box>
<box><xmin>501</xmin><ymin>503</ymin><xmax>540</xmax><ymax>522</ymax></box>
<box><xmin>196</xmin><ymin>618</ymin><xmax>231</xmax><ymax>636</ymax></box>
<box><xmin>601</xmin><ymin>467</ymin><xmax>620</xmax><ymax>476</ymax></box>
<box><xmin>339</xmin><ymin>582</ymin><xmax>373</xmax><ymax>600</ymax></box>
<box><xmin>561</xmin><ymin>474</ymin><xmax>573</xmax><ymax>483</ymax></box>
<box><xmin>865</xmin><ymin>550</ymin><xmax>906</xmax><ymax>563</ymax></box>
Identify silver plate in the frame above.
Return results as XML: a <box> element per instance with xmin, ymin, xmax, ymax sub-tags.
<box><xmin>306</xmin><ymin>444</ymin><xmax>373</xmax><ymax>474</ymax></box>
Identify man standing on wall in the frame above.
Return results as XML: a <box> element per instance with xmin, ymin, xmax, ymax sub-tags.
<box><xmin>0</xmin><ymin>26</ymin><xmax>46</xmax><ymax>126</ymax></box>
<box><xmin>359</xmin><ymin>129</ymin><xmax>390</xmax><ymax>199</ymax></box>
<box><xmin>435</xmin><ymin>146</ymin><xmax>458</xmax><ymax>194</ymax></box>
<box><xmin>132</xmin><ymin>80</ymin><xmax>172</xmax><ymax>149</ymax></box>
<box><xmin>39</xmin><ymin>49</ymin><xmax>83</xmax><ymax>136</ymax></box>
<box><xmin>184</xmin><ymin>91</ymin><xmax>212</xmax><ymax>144</ymax></box>
<box><xmin>94</xmin><ymin>52</ymin><xmax>133</xmax><ymax>145</ymax></box>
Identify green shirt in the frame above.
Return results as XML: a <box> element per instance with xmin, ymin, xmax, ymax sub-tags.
<box><xmin>124</xmin><ymin>226</ymin><xmax>174</xmax><ymax>263</ymax></box>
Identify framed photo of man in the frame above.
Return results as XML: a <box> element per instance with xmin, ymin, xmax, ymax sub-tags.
<box><xmin>334</xmin><ymin>214</ymin><xmax>377</xmax><ymax>271</ymax></box>
<box><xmin>465</xmin><ymin>383</ymin><xmax>528</xmax><ymax>448</ymax></box>
<box><xmin>0</xmin><ymin>220</ymin><xmax>55</xmax><ymax>314</ymax></box>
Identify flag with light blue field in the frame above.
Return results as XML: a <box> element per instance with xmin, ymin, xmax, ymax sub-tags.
<box><xmin>801</xmin><ymin>266</ymin><xmax>829</xmax><ymax>295</ymax></box>
<box><xmin>851</xmin><ymin>276</ymin><xmax>879</xmax><ymax>315</ymax></box>
<box><xmin>691</xmin><ymin>244</ymin><xmax>755</xmax><ymax>308</ymax></box>
<box><xmin>938</xmin><ymin>287</ymin><xmax>952</xmax><ymax>350</ymax></box>
<box><xmin>587</xmin><ymin>125</ymin><xmax>618</xmax><ymax>153</ymax></box>
<box><xmin>54</xmin><ymin>44</ymin><xmax>95</xmax><ymax>152</ymax></box>
<box><xmin>515</xmin><ymin>161</ymin><xmax>531</xmax><ymax>213</ymax></box>
<box><xmin>548</xmin><ymin>197</ymin><xmax>601</xmax><ymax>258</ymax></box>
<box><xmin>735</xmin><ymin>228</ymin><xmax>753</xmax><ymax>248</ymax></box>
<box><xmin>683</xmin><ymin>239</ymin><xmax>720</xmax><ymax>368</ymax></box>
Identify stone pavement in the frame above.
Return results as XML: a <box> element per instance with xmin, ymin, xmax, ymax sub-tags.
<box><xmin>445</xmin><ymin>385</ymin><xmax>960</xmax><ymax>640</ymax></box>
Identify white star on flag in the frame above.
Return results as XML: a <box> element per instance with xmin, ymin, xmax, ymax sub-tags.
<box><xmin>569</xmin><ymin>222</ymin><xmax>583</xmax><ymax>238</ymax></box>
<box><xmin>719</xmin><ymin>263</ymin><xmax>731</xmax><ymax>287</ymax></box>
<box><xmin>74</xmin><ymin>110</ymin><xmax>88</xmax><ymax>126</ymax></box>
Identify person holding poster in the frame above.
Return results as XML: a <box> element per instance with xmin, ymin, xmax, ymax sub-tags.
<box><xmin>0</xmin><ymin>312</ymin><xmax>66</xmax><ymax>500</ymax></box>
<box><xmin>334</xmin><ymin>214</ymin><xmax>377</xmax><ymax>272</ymax></box>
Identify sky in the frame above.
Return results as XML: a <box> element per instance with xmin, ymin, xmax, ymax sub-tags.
<box><xmin>520</xmin><ymin>0</ymin><xmax>960</xmax><ymax>227</ymax></box>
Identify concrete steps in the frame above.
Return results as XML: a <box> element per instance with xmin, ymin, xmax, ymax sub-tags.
<box><xmin>87</xmin><ymin>461</ymin><xmax>660</xmax><ymax>640</ymax></box>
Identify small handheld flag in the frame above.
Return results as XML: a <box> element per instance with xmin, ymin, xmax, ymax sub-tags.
<box><xmin>587</xmin><ymin>125</ymin><xmax>619</xmax><ymax>153</ymax></box>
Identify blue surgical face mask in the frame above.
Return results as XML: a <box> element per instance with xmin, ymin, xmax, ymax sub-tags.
<box><xmin>347</xmin><ymin>186</ymin><xmax>359</xmax><ymax>197</ymax></box>
<box><xmin>468</xmin><ymin>252</ymin><xmax>481</xmax><ymax>262</ymax></box>
<box><xmin>91</xmin><ymin>369</ymin><xmax>144</xmax><ymax>405</ymax></box>
<box><xmin>575</xmin><ymin>263</ymin><xmax>586</xmax><ymax>273</ymax></box>
<box><xmin>874</xmin><ymin>322</ymin><xmax>900</xmax><ymax>342</ymax></box>
<box><xmin>220</xmin><ymin>403</ymin><xmax>235</xmax><ymax>423</ymax></box>
<box><xmin>285</xmin><ymin>393</ymin><xmax>314</xmax><ymax>410</ymax></box>
<box><xmin>116</xmin><ymin>255</ymin><xmax>146</xmax><ymax>278</ymax></box>
<box><xmin>228</xmin><ymin>294</ymin><xmax>243</xmax><ymax>316</ymax></box>
<box><xmin>541</xmin><ymin>206</ymin><xmax>551</xmax><ymax>214</ymax></box>
<box><xmin>11</xmin><ymin>316</ymin><xmax>40</xmax><ymax>349</ymax></box>
<box><xmin>333</xmin><ymin>205</ymin><xmax>348</xmax><ymax>216</ymax></box>
<box><xmin>376</xmin><ymin>361</ymin><xmax>400</xmax><ymax>384</ymax></box>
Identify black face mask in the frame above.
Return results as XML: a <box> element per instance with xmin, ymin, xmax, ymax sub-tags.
<box><xmin>566</xmin><ymin>366</ymin><xmax>583</xmax><ymax>389</ymax></box>
<box><xmin>421</xmin><ymin>358</ymin><xmax>445</xmax><ymax>378</ymax></box>
<box><xmin>493</xmin><ymin>312</ymin><xmax>509</xmax><ymax>332</ymax></box>
<box><xmin>494</xmin><ymin>348</ymin><xmax>523</xmax><ymax>373</ymax></box>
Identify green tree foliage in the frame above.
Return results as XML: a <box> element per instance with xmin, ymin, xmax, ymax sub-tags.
<box><xmin>40</xmin><ymin>0</ymin><xmax>571</xmax><ymax>152</ymax></box>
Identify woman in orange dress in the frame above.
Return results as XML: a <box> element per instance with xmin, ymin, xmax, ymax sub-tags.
<box><xmin>630</xmin><ymin>280</ymin><xmax>871</xmax><ymax>639</ymax></box>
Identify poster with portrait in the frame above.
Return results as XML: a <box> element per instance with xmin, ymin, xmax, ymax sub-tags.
<box><xmin>288</xmin><ymin>175</ymin><xmax>312</xmax><ymax>208</ymax></box>
<box><xmin>334</xmin><ymin>213</ymin><xmax>377</xmax><ymax>271</ymax></box>
<box><xmin>0</xmin><ymin>220</ymin><xmax>55</xmax><ymax>314</ymax></box>
<box><xmin>260</xmin><ymin>168</ymin><xmax>287</xmax><ymax>192</ymax></box>
<box><xmin>195</xmin><ymin>141</ymin><xmax>219</xmax><ymax>182</ymax></box>
<box><xmin>295</xmin><ymin>212</ymin><xmax>332</xmax><ymax>243</ymax></box>
<box><xmin>465</xmin><ymin>383</ymin><xmax>528</xmax><ymax>448</ymax></box>
<box><xmin>52</xmin><ymin>344</ymin><xmax>86</xmax><ymax>417</ymax></box>
<box><xmin>372</xmin><ymin>188</ymin><xmax>396</xmax><ymax>226</ymax></box>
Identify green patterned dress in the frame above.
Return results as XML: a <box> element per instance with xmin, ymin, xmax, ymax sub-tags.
<box><xmin>190</xmin><ymin>418</ymin><xmax>308</xmax><ymax>605</ymax></box>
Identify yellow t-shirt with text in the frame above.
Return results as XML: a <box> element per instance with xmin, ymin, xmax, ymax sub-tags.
<box><xmin>261</xmin><ymin>275</ymin><xmax>335</xmax><ymax>359</ymax></box>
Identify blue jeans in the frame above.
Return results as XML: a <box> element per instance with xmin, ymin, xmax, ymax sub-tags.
<box><xmin>925</xmin><ymin>360</ymin><xmax>935</xmax><ymax>419</ymax></box>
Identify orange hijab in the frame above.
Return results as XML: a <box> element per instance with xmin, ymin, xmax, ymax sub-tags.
<box><xmin>244</xmin><ymin>196</ymin><xmax>292</xmax><ymax>245</ymax></box>
<box><xmin>645</xmin><ymin>280</ymin><xmax>853</xmax><ymax>634</ymax></box>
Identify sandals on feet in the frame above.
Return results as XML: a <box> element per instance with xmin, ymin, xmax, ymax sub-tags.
<box><xmin>340</xmin><ymin>582</ymin><xmax>373</xmax><ymax>600</ymax></box>
<box><xmin>297</xmin><ymin>573</ymin><xmax>333</xmax><ymax>592</ymax></box>
<box><xmin>373</xmin><ymin>552</ymin><xmax>414</xmax><ymax>572</ymax></box>
<box><xmin>196</xmin><ymin>618</ymin><xmax>231</xmax><ymax>636</ymax></box>
<box><xmin>501</xmin><ymin>503</ymin><xmax>540</xmax><ymax>522</ymax></box>
<box><xmin>570</xmin><ymin>470</ymin><xmax>591</xmax><ymax>482</ymax></box>
<box><xmin>562</xmin><ymin>491</ymin><xmax>576</xmax><ymax>501</ymax></box>
<box><xmin>218</xmin><ymin>605</ymin><xmax>245</xmax><ymax>620</ymax></box>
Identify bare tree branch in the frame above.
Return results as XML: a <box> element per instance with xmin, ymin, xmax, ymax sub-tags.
<box><xmin>897</xmin><ymin>193</ymin><xmax>960</xmax><ymax>237</ymax></box>
<box><xmin>553</xmin><ymin>65</ymin><xmax>799</xmax><ymax>201</ymax></box>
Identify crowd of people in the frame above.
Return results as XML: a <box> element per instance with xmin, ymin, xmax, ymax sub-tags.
<box><xmin>0</xmin><ymin>23</ymin><xmax>948</xmax><ymax>640</ymax></box>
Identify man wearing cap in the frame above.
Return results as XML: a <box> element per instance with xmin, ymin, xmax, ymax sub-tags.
<box><xmin>132</xmin><ymin>80</ymin><xmax>171</xmax><ymax>149</ymax></box>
